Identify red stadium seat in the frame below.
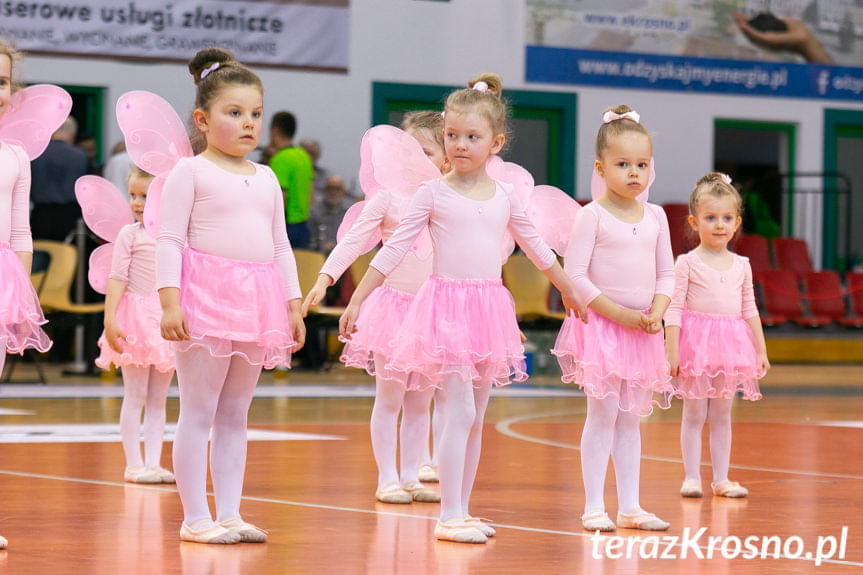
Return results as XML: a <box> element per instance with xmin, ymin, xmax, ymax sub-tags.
<box><xmin>662</xmin><ymin>203</ymin><xmax>693</xmax><ymax>257</ymax></box>
<box><xmin>733</xmin><ymin>234</ymin><xmax>772</xmax><ymax>273</ymax></box>
<box><xmin>756</xmin><ymin>269</ymin><xmax>830</xmax><ymax>327</ymax></box>
<box><xmin>773</xmin><ymin>237</ymin><xmax>813</xmax><ymax>279</ymax></box>
<box><xmin>845</xmin><ymin>272</ymin><xmax>863</xmax><ymax>328</ymax></box>
<box><xmin>803</xmin><ymin>271</ymin><xmax>862</xmax><ymax>327</ymax></box>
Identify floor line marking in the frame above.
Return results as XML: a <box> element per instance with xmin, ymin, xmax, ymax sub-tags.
<box><xmin>494</xmin><ymin>410</ymin><xmax>863</xmax><ymax>481</ymax></box>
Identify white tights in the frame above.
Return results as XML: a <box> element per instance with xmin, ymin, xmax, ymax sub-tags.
<box><xmin>681</xmin><ymin>397</ymin><xmax>734</xmax><ymax>484</ymax></box>
<box><xmin>581</xmin><ymin>395</ymin><xmax>643</xmax><ymax>514</ymax></box>
<box><xmin>172</xmin><ymin>344</ymin><xmax>262</xmax><ymax>525</ymax></box>
<box><xmin>119</xmin><ymin>365</ymin><xmax>174</xmax><ymax>469</ymax></box>
<box><xmin>437</xmin><ymin>367</ymin><xmax>493</xmax><ymax>524</ymax></box>
<box><xmin>370</xmin><ymin>356</ymin><xmax>434</xmax><ymax>487</ymax></box>
<box><xmin>418</xmin><ymin>390</ymin><xmax>444</xmax><ymax>467</ymax></box>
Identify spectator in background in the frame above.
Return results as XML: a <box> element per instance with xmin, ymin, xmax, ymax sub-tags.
<box><xmin>308</xmin><ymin>175</ymin><xmax>352</xmax><ymax>254</ymax></box>
<box><xmin>269</xmin><ymin>111</ymin><xmax>314</xmax><ymax>249</ymax></box>
<box><xmin>103</xmin><ymin>140</ymin><xmax>132</xmax><ymax>201</ymax></box>
<box><xmin>300</xmin><ymin>138</ymin><xmax>332</xmax><ymax>201</ymax></box>
<box><xmin>76</xmin><ymin>132</ymin><xmax>102</xmax><ymax>175</ymax></box>
<box><xmin>30</xmin><ymin>116</ymin><xmax>89</xmax><ymax>242</ymax></box>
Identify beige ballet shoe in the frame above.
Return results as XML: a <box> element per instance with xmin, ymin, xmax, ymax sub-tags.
<box><xmin>375</xmin><ymin>481</ymin><xmax>412</xmax><ymax>504</ymax></box>
<box><xmin>0</xmin><ymin>534</ymin><xmax>7</xmax><ymax>549</ymax></box>
<box><xmin>712</xmin><ymin>480</ymin><xmax>749</xmax><ymax>498</ymax></box>
<box><xmin>147</xmin><ymin>466</ymin><xmax>176</xmax><ymax>484</ymax></box>
<box><xmin>418</xmin><ymin>464</ymin><xmax>439</xmax><ymax>483</ymax></box>
<box><xmin>180</xmin><ymin>519</ymin><xmax>241</xmax><ymax>544</ymax></box>
<box><xmin>581</xmin><ymin>509</ymin><xmax>616</xmax><ymax>532</ymax></box>
<box><xmin>217</xmin><ymin>516</ymin><xmax>268</xmax><ymax>543</ymax></box>
<box><xmin>402</xmin><ymin>481</ymin><xmax>441</xmax><ymax>503</ymax></box>
<box><xmin>434</xmin><ymin>520</ymin><xmax>487</xmax><ymax>544</ymax></box>
<box><xmin>124</xmin><ymin>465</ymin><xmax>162</xmax><ymax>484</ymax></box>
<box><xmin>617</xmin><ymin>509</ymin><xmax>670</xmax><ymax>531</ymax></box>
<box><xmin>680</xmin><ymin>478</ymin><xmax>703</xmax><ymax>498</ymax></box>
<box><xmin>465</xmin><ymin>517</ymin><xmax>495</xmax><ymax>537</ymax></box>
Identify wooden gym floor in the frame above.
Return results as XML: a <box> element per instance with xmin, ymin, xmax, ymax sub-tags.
<box><xmin>0</xmin><ymin>363</ymin><xmax>862</xmax><ymax>574</ymax></box>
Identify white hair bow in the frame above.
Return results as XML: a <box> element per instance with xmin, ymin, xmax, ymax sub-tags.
<box><xmin>602</xmin><ymin>110</ymin><xmax>640</xmax><ymax>124</ymax></box>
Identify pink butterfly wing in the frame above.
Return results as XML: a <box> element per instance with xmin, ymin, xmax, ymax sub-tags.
<box><xmin>142</xmin><ymin>175</ymin><xmax>166</xmax><ymax>238</ymax></box>
<box><xmin>88</xmin><ymin>243</ymin><xmax>115</xmax><ymax>295</ymax></box>
<box><xmin>487</xmin><ymin>156</ymin><xmax>535</xmax><ymax>208</ymax></box>
<box><xmin>529</xmin><ymin>185</ymin><xmax>582</xmax><ymax>255</ymax></box>
<box><xmin>116</xmin><ymin>91</ymin><xmax>193</xmax><ymax>177</ymax></box>
<box><xmin>362</xmin><ymin>125</ymin><xmax>440</xmax><ymax>201</ymax></box>
<box><xmin>337</xmin><ymin>201</ymin><xmax>381</xmax><ymax>254</ymax></box>
<box><xmin>75</xmin><ymin>176</ymin><xmax>134</xmax><ymax>243</ymax></box>
<box><xmin>0</xmin><ymin>85</ymin><xmax>72</xmax><ymax>160</ymax></box>
<box><xmin>591</xmin><ymin>157</ymin><xmax>655</xmax><ymax>203</ymax></box>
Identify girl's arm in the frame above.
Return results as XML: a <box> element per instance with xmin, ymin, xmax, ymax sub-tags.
<box><xmin>156</xmin><ymin>159</ymin><xmax>195</xmax><ymax>341</ymax></box>
<box><xmin>11</xmin><ymin>146</ymin><xmax>33</xmax><ymax>273</ymax></box>
<box><xmin>340</xmin><ymin>184</ymin><xmax>434</xmax><ymax>338</ymax></box>
<box><xmin>646</xmin><ymin>204</ymin><xmax>676</xmax><ymax>333</ymax></box>
<box><xmin>103</xmin><ymin>279</ymin><xmax>128</xmax><ymax>353</ymax></box>
<box><xmin>664</xmin><ymin>256</ymin><xmax>691</xmax><ymax>375</ymax></box>
<box><xmin>304</xmin><ymin>192</ymin><xmax>390</xmax><ymax>314</ymax></box>
<box><xmin>269</xmin><ymin>171</ymin><xmax>306</xmax><ymax>351</ymax></box>
<box><xmin>505</xmin><ymin>185</ymin><xmax>586</xmax><ymax>319</ymax></box>
<box><xmin>741</xmin><ymin>260</ymin><xmax>770</xmax><ymax>373</ymax></box>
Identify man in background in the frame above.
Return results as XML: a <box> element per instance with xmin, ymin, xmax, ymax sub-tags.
<box><xmin>269</xmin><ymin>111</ymin><xmax>314</xmax><ymax>249</ymax></box>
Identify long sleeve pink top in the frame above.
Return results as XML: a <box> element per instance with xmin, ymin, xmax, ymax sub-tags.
<box><xmin>564</xmin><ymin>201</ymin><xmax>675</xmax><ymax>310</ymax></box>
<box><xmin>0</xmin><ymin>143</ymin><xmax>33</xmax><ymax>253</ymax></box>
<box><xmin>320</xmin><ymin>189</ymin><xmax>432</xmax><ymax>294</ymax></box>
<box><xmin>156</xmin><ymin>156</ymin><xmax>301</xmax><ymax>301</ymax></box>
<box><xmin>664</xmin><ymin>251</ymin><xmax>759</xmax><ymax>326</ymax></box>
<box><xmin>110</xmin><ymin>223</ymin><xmax>157</xmax><ymax>296</ymax></box>
<box><xmin>370</xmin><ymin>179</ymin><xmax>556</xmax><ymax>279</ymax></box>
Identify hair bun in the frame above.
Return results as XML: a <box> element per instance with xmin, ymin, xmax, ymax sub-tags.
<box><xmin>189</xmin><ymin>48</ymin><xmax>234</xmax><ymax>85</ymax></box>
<box><xmin>469</xmin><ymin>73</ymin><xmax>502</xmax><ymax>99</ymax></box>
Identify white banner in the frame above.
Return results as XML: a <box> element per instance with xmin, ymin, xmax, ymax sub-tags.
<box><xmin>0</xmin><ymin>0</ymin><xmax>350</xmax><ymax>71</ymax></box>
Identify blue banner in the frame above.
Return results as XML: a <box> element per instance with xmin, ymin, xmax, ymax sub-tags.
<box><xmin>526</xmin><ymin>46</ymin><xmax>863</xmax><ymax>101</ymax></box>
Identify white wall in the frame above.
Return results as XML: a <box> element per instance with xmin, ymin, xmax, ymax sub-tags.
<box><xmin>19</xmin><ymin>0</ymin><xmax>863</xmax><ymax>204</ymax></box>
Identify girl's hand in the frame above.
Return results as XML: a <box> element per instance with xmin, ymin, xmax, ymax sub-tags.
<box><xmin>562</xmin><ymin>288</ymin><xmax>588</xmax><ymax>324</ymax></box>
<box><xmin>644</xmin><ymin>311</ymin><xmax>663</xmax><ymax>334</ymax></box>
<box><xmin>618</xmin><ymin>309</ymin><xmax>649</xmax><ymax>331</ymax></box>
<box><xmin>104</xmin><ymin>321</ymin><xmax>126</xmax><ymax>354</ymax></box>
<box><xmin>759</xmin><ymin>352</ymin><xmax>771</xmax><ymax>374</ymax></box>
<box><xmin>667</xmin><ymin>348</ymin><xmax>680</xmax><ymax>377</ymax></box>
<box><xmin>519</xmin><ymin>329</ymin><xmax>527</xmax><ymax>342</ymax></box>
<box><xmin>289</xmin><ymin>305</ymin><xmax>306</xmax><ymax>352</ymax></box>
<box><xmin>161</xmin><ymin>306</ymin><xmax>190</xmax><ymax>341</ymax></box>
<box><xmin>339</xmin><ymin>302</ymin><xmax>361</xmax><ymax>340</ymax></box>
<box><xmin>302</xmin><ymin>275</ymin><xmax>332</xmax><ymax>317</ymax></box>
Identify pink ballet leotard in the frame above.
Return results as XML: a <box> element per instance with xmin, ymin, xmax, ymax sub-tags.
<box><xmin>156</xmin><ymin>155</ymin><xmax>301</xmax><ymax>368</ymax></box>
<box><xmin>0</xmin><ymin>142</ymin><xmax>51</xmax><ymax>353</ymax></box>
<box><xmin>369</xmin><ymin>178</ymin><xmax>556</xmax><ymax>389</ymax></box>
<box><xmin>321</xmin><ymin>189</ymin><xmax>433</xmax><ymax>374</ymax></box>
<box><xmin>665</xmin><ymin>250</ymin><xmax>764</xmax><ymax>400</ymax></box>
<box><xmin>96</xmin><ymin>223</ymin><xmax>174</xmax><ymax>372</ymax></box>
<box><xmin>552</xmin><ymin>201</ymin><xmax>675</xmax><ymax>415</ymax></box>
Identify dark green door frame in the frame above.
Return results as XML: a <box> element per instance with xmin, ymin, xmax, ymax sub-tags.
<box><xmin>823</xmin><ymin>109</ymin><xmax>863</xmax><ymax>271</ymax></box>
<box><xmin>372</xmin><ymin>82</ymin><xmax>577</xmax><ymax>196</ymax></box>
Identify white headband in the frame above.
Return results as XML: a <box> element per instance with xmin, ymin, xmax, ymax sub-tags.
<box><xmin>200</xmin><ymin>62</ymin><xmax>220</xmax><ymax>80</ymax></box>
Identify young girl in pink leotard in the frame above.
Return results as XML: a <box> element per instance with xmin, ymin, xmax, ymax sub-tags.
<box><xmin>157</xmin><ymin>48</ymin><xmax>305</xmax><ymax>545</ymax></box>
<box><xmin>341</xmin><ymin>73</ymin><xmax>585</xmax><ymax>544</ymax></box>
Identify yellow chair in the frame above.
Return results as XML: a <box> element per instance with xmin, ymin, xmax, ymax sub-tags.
<box><xmin>349</xmin><ymin>249</ymin><xmax>376</xmax><ymax>288</ymax></box>
<box><xmin>502</xmin><ymin>254</ymin><xmax>566</xmax><ymax>325</ymax></box>
<box><xmin>293</xmin><ymin>249</ymin><xmax>344</xmax><ymax>364</ymax></box>
<box><xmin>32</xmin><ymin>240</ymin><xmax>105</xmax><ymax>317</ymax></box>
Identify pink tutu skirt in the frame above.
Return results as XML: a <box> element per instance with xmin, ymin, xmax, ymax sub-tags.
<box><xmin>95</xmin><ymin>291</ymin><xmax>174</xmax><ymax>372</ymax></box>
<box><xmin>0</xmin><ymin>243</ymin><xmax>52</xmax><ymax>354</ymax></box>
<box><xmin>552</xmin><ymin>310</ymin><xmax>672</xmax><ymax>415</ymax></box>
<box><xmin>340</xmin><ymin>284</ymin><xmax>414</xmax><ymax>376</ymax></box>
<box><xmin>674</xmin><ymin>310</ymin><xmax>764</xmax><ymax>401</ymax></box>
<box><xmin>176</xmin><ymin>248</ymin><xmax>296</xmax><ymax>369</ymax></box>
<box><xmin>383</xmin><ymin>276</ymin><xmax>527</xmax><ymax>390</ymax></box>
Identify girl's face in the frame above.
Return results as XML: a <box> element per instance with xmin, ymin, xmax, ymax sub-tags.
<box><xmin>407</xmin><ymin>127</ymin><xmax>448</xmax><ymax>174</ymax></box>
<box><xmin>443</xmin><ymin>111</ymin><xmax>504</xmax><ymax>175</ymax></box>
<box><xmin>195</xmin><ymin>84</ymin><xmax>263</xmax><ymax>160</ymax></box>
<box><xmin>595</xmin><ymin>132</ymin><xmax>652</xmax><ymax>200</ymax></box>
<box><xmin>0</xmin><ymin>54</ymin><xmax>12</xmax><ymax>119</ymax></box>
<box><xmin>689</xmin><ymin>194</ymin><xmax>741</xmax><ymax>251</ymax></box>
<box><xmin>128</xmin><ymin>174</ymin><xmax>150</xmax><ymax>223</ymax></box>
